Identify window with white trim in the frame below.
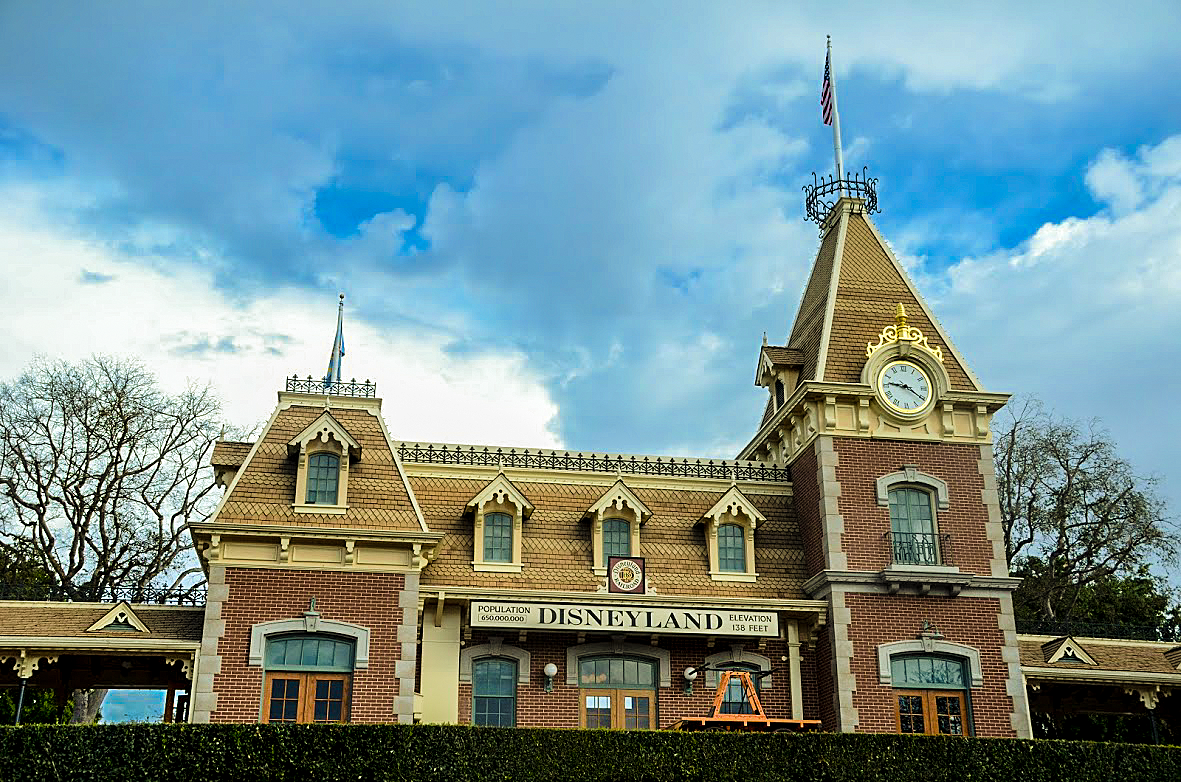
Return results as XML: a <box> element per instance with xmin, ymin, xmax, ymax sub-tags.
<box><xmin>472</xmin><ymin>657</ymin><xmax>517</xmax><ymax>727</ymax></box>
<box><xmin>262</xmin><ymin>634</ymin><xmax>354</xmax><ymax>723</ymax></box>
<box><xmin>306</xmin><ymin>452</ymin><xmax>340</xmax><ymax>505</ymax></box>
<box><xmin>890</xmin><ymin>654</ymin><xmax>970</xmax><ymax>736</ymax></box>
<box><xmin>887</xmin><ymin>487</ymin><xmax>940</xmax><ymax>565</ymax></box>
<box><xmin>467</xmin><ymin>473</ymin><xmax>533</xmax><ymax>573</ymax></box>
<box><xmin>602</xmin><ymin>518</ymin><xmax>632</xmax><ymax>560</ymax></box>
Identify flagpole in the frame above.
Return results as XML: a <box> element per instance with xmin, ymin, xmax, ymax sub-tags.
<box><xmin>334</xmin><ymin>293</ymin><xmax>344</xmax><ymax>384</ymax></box>
<box><xmin>827</xmin><ymin>36</ymin><xmax>846</xmax><ymax>195</ymax></box>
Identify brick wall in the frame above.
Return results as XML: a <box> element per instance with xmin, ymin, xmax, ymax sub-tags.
<box><xmin>833</xmin><ymin>439</ymin><xmax>993</xmax><ymax>574</ymax></box>
<box><xmin>789</xmin><ymin>444</ymin><xmax>827</xmax><ymax>577</ymax></box>
<box><xmin>212</xmin><ymin>567</ymin><xmax>406</xmax><ymax>724</ymax></box>
<box><xmin>843</xmin><ymin>593</ymin><xmax>1015</xmax><ymax>737</ymax></box>
<box><xmin>457</xmin><ymin>632</ymin><xmax>815</xmax><ymax>728</ymax></box>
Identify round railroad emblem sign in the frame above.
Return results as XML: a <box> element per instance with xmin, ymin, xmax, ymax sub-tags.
<box><xmin>609</xmin><ymin>557</ymin><xmax>644</xmax><ymax>592</ymax></box>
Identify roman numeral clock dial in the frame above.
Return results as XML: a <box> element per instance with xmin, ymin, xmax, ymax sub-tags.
<box><xmin>878</xmin><ymin>360</ymin><xmax>933</xmax><ymax>415</ymax></box>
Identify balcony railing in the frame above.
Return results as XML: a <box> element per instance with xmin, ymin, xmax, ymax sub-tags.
<box><xmin>884</xmin><ymin>531</ymin><xmax>949</xmax><ymax>567</ymax></box>
<box><xmin>0</xmin><ymin>581</ymin><xmax>206</xmax><ymax>606</ymax></box>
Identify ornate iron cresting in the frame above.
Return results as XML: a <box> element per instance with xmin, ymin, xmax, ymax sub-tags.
<box><xmin>803</xmin><ymin>166</ymin><xmax>879</xmax><ymax>227</ymax></box>
<box><xmin>884</xmin><ymin>531</ymin><xmax>950</xmax><ymax>567</ymax></box>
<box><xmin>286</xmin><ymin>374</ymin><xmax>377</xmax><ymax>398</ymax></box>
<box><xmin>396</xmin><ymin>443</ymin><xmax>791</xmax><ymax>482</ymax></box>
<box><xmin>0</xmin><ymin>581</ymin><xmax>206</xmax><ymax>606</ymax></box>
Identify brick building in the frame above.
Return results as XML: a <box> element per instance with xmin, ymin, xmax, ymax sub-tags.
<box><xmin>8</xmin><ymin>191</ymin><xmax>1176</xmax><ymax>735</ymax></box>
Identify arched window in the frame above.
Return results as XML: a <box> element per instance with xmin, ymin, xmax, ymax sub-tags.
<box><xmin>472</xmin><ymin>657</ymin><xmax>517</xmax><ymax>727</ymax></box>
<box><xmin>887</xmin><ymin>487</ymin><xmax>938</xmax><ymax>565</ymax></box>
<box><xmin>306</xmin><ymin>453</ymin><xmax>340</xmax><ymax>505</ymax></box>
<box><xmin>263</xmin><ymin>634</ymin><xmax>354</xmax><ymax>723</ymax></box>
<box><xmin>718</xmin><ymin>524</ymin><xmax>746</xmax><ymax>572</ymax></box>
<box><xmin>890</xmin><ymin>654</ymin><xmax>969</xmax><ymax>735</ymax></box>
<box><xmin>602</xmin><ymin>518</ymin><xmax>631</xmax><ymax>560</ymax></box>
<box><xmin>577</xmin><ymin>655</ymin><xmax>656</xmax><ymax>730</ymax></box>
<box><xmin>717</xmin><ymin>662</ymin><xmax>761</xmax><ymax>714</ymax></box>
<box><xmin>483</xmin><ymin>512</ymin><xmax>513</xmax><ymax>563</ymax></box>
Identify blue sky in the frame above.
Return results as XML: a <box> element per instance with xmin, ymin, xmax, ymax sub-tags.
<box><xmin>1</xmin><ymin>2</ymin><xmax>1180</xmax><ymax>549</ymax></box>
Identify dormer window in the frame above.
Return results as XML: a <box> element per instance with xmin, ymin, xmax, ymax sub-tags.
<box><xmin>585</xmin><ymin>480</ymin><xmax>651</xmax><ymax>576</ymax></box>
<box><xmin>483</xmin><ymin>512</ymin><xmax>514</xmax><ymax>563</ymax></box>
<box><xmin>288</xmin><ymin>411</ymin><xmax>361</xmax><ymax>516</ymax></box>
<box><xmin>467</xmin><ymin>473</ymin><xmax>534</xmax><ymax>573</ymax></box>
<box><xmin>602</xmin><ymin>518</ymin><xmax>632</xmax><ymax>560</ymax></box>
<box><xmin>306</xmin><ymin>453</ymin><xmax>340</xmax><ymax>505</ymax></box>
<box><xmin>718</xmin><ymin>524</ymin><xmax>746</xmax><ymax>572</ymax></box>
<box><xmin>700</xmin><ymin>486</ymin><xmax>764</xmax><ymax>582</ymax></box>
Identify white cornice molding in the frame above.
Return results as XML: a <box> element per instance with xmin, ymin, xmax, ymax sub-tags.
<box><xmin>402</xmin><ymin>462</ymin><xmax>793</xmax><ymax>495</ymax></box>
<box><xmin>1021</xmin><ymin>666</ymin><xmax>1181</xmax><ymax>686</ymax></box>
<box><xmin>190</xmin><ymin>522</ymin><xmax>443</xmax><ymax>543</ymax></box>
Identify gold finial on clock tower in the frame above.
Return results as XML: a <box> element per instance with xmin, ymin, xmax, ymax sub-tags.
<box><xmin>895</xmin><ymin>303</ymin><xmax>907</xmax><ymax>330</ymax></box>
<box><xmin>866</xmin><ymin>302</ymin><xmax>943</xmax><ymax>363</ymax></box>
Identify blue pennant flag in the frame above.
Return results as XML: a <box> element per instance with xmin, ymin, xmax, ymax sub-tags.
<box><xmin>324</xmin><ymin>294</ymin><xmax>345</xmax><ymax>388</ymax></box>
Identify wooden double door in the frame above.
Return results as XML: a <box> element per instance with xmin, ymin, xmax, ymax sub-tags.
<box><xmin>580</xmin><ymin>688</ymin><xmax>655</xmax><ymax>730</ymax></box>
<box><xmin>895</xmin><ymin>690</ymin><xmax>967</xmax><ymax>735</ymax></box>
<box><xmin>263</xmin><ymin>672</ymin><xmax>350</xmax><ymax>723</ymax></box>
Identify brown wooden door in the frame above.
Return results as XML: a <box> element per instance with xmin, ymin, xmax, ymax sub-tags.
<box><xmin>895</xmin><ymin>690</ymin><xmax>966</xmax><ymax>735</ymax></box>
<box><xmin>579</xmin><ymin>689</ymin><xmax>655</xmax><ymax>730</ymax></box>
<box><xmin>264</xmin><ymin>672</ymin><xmax>351</xmax><ymax>723</ymax></box>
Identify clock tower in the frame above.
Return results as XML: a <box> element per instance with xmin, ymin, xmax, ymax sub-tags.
<box><xmin>742</xmin><ymin>173</ymin><xmax>1030</xmax><ymax>737</ymax></box>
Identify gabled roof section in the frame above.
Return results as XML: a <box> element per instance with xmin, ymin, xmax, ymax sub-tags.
<box><xmin>287</xmin><ymin>409</ymin><xmax>362</xmax><ymax>461</ymax></box>
<box><xmin>466</xmin><ymin>472</ymin><xmax>534</xmax><ymax>520</ymax></box>
<box><xmin>783</xmin><ymin>200</ymin><xmax>981</xmax><ymax>391</ymax></box>
<box><xmin>585</xmin><ymin>479</ymin><xmax>652</xmax><ymax>524</ymax></box>
<box><xmin>86</xmin><ymin>601</ymin><xmax>149</xmax><ymax>633</ymax></box>
<box><xmin>1165</xmin><ymin>647</ymin><xmax>1181</xmax><ymax>670</ymax></box>
<box><xmin>700</xmin><ymin>485</ymin><xmax>767</xmax><ymax>528</ymax></box>
<box><xmin>755</xmin><ymin>344</ymin><xmax>804</xmax><ymax>387</ymax></box>
<box><xmin>1042</xmin><ymin>636</ymin><xmax>1098</xmax><ymax>665</ymax></box>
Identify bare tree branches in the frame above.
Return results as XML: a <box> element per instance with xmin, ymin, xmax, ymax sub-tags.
<box><xmin>994</xmin><ymin>397</ymin><xmax>1177</xmax><ymax>620</ymax></box>
<box><xmin>0</xmin><ymin>356</ymin><xmax>225</xmax><ymax>601</ymax></box>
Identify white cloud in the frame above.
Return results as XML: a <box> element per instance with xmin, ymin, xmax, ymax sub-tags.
<box><xmin>934</xmin><ymin>134</ymin><xmax>1181</xmax><ymax>511</ymax></box>
<box><xmin>0</xmin><ymin>185</ymin><xmax>562</xmax><ymax>448</ymax></box>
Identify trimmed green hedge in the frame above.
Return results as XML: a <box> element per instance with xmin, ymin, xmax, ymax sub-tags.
<box><xmin>0</xmin><ymin>724</ymin><xmax>1177</xmax><ymax>782</ymax></box>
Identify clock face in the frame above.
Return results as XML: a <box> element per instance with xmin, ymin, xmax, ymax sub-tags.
<box><xmin>878</xmin><ymin>361</ymin><xmax>933</xmax><ymax>414</ymax></box>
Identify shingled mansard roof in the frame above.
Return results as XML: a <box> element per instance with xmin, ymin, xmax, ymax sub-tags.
<box><xmin>212</xmin><ymin>401</ymin><xmax>425</xmax><ymax>532</ymax></box>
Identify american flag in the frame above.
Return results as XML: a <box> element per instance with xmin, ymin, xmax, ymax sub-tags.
<box><xmin>821</xmin><ymin>50</ymin><xmax>834</xmax><ymax>126</ymax></box>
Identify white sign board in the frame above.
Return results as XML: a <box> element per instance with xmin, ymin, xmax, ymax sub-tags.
<box><xmin>470</xmin><ymin>601</ymin><xmax>778</xmax><ymax>637</ymax></box>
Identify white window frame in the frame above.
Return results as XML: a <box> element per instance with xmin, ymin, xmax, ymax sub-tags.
<box><xmin>468</xmin><ymin>472</ymin><xmax>533</xmax><ymax>573</ymax></box>
<box><xmin>700</xmin><ymin>486</ymin><xmax>764</xmax><ymax>582</ymax></box>
<box><xmin>585</xmin><ymin>480</ymin><xmax>650</xmax><ymax>576</ymax></box>
<box><xmin>288</xmin><ymin>411</ymin><xmax>361</xmax><ymax>516</ymax></box>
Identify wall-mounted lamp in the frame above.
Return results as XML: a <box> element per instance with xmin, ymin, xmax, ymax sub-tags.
<box><xmin>543</xmin><ymin>662</ymin><xmax>558</xmax><ymax>693</ymax></box>
<box><xmin>683</xmin><ymin>666</ymin><xmax>699</xmax><ymax>696</ymax></box>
